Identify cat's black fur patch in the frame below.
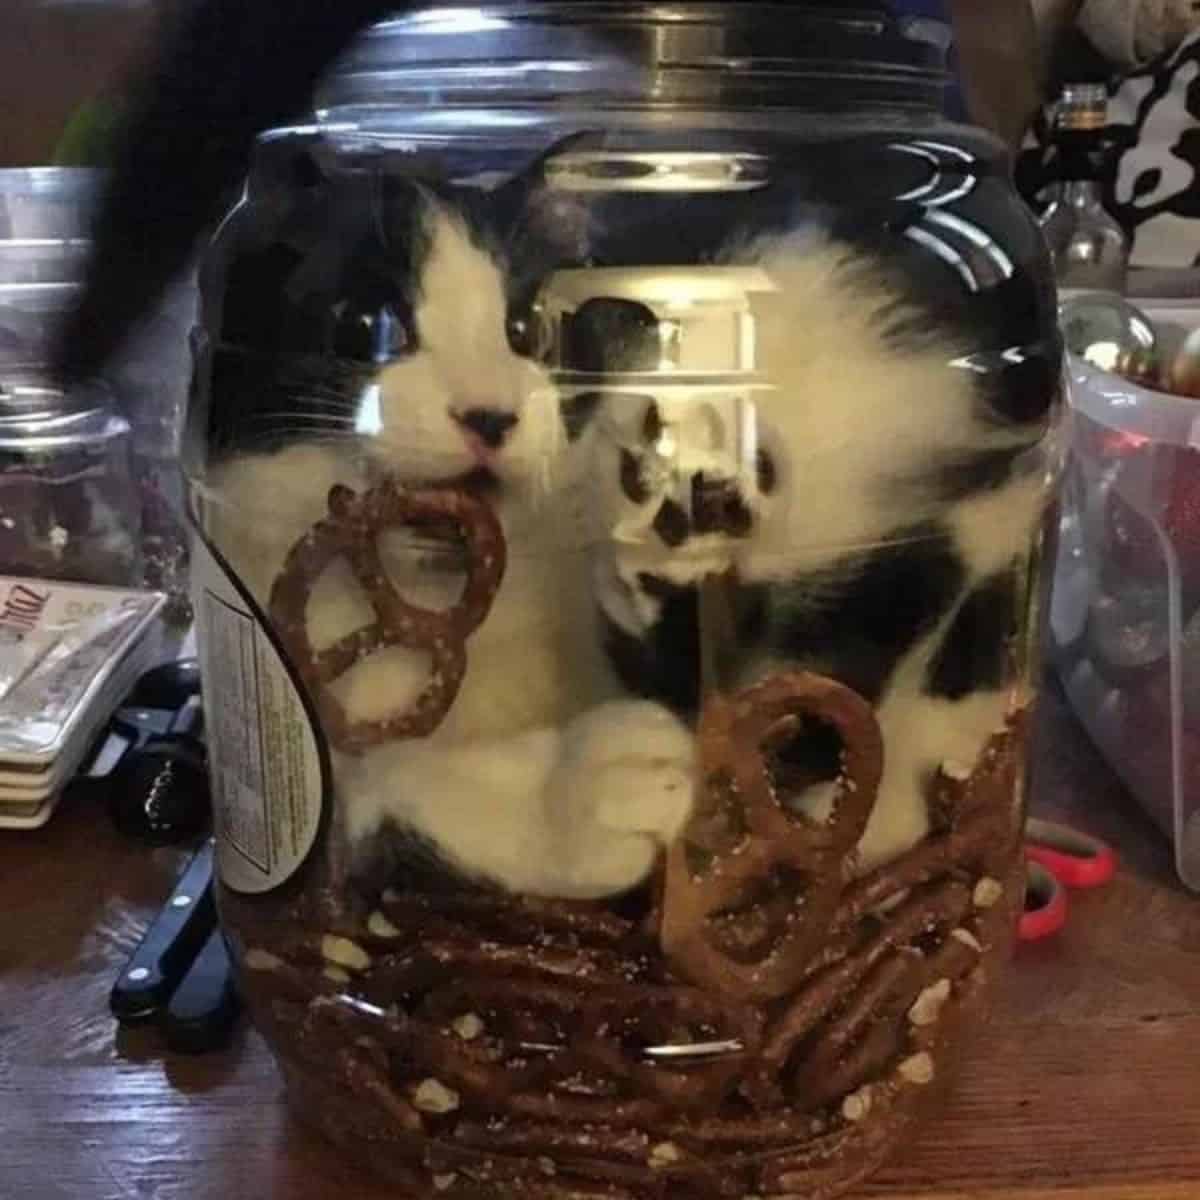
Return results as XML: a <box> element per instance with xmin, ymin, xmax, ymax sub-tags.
<box><xmin>653</xmin><ymin>499</ymin><xmax>692</xmax><ymax>547</ymax></box>
<box><xmin>219</xmin><ymin>242</ymin><xmax>305</xmax><ymax>351</ymax></box>
<box><xmin>356</xmin><ymin>819</ymin><xmax>495</xmax><ymax>897</ymax></box>
<box><xmin>764</xmin><ymin>522</ymin><xmax>965</xmax><ymax>704</ymax></box>
<box><xmin>610</xmin><ymin>522</ymin><xmax>965</xmax><ymax>716</ymax></box>
<box><xmin>621</xmin><ymin>449</ymin><xmax>651</xmax><ymax>504</ymax></box>
<box><xmin>765</xmin><ymin>716</ymin><xmax>846</xmax><ymax>797</ymax></box>
<box><xmin>925</xmin><ymin>566</ymin><xmax>1019</xmax><ymax>700</ymax></box>
<box><xmin>927</xmin><ymin>446</ymin><xmax>1023</xmax><ymax>501</ymax></box>
<box><xmin>903</xmin><ymin>442</ymin><xmax>1043</xmax><ymax>505</ymax></box>
<box><xmin>603</xmin><ymin>577</ymin><xmax>769</xmax><ymax>716</ymax></box>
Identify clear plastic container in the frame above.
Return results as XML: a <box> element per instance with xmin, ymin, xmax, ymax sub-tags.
<box><xmin>185</xmin><ymin>5</ymin><xmax>1061</xmax><ymax>1195</ymax></box>
<box><xmin>1051</xmin><ymin>325</ymin><xmax>1200</xmax><ymax>893</ymax></box>
<box><xmin>0</xmin><ymin>377</ymin><xmax>141</xmax><ymax>587</ymax></box>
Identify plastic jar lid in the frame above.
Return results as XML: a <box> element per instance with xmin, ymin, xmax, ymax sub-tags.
<box><xmin>317</xmin><ymin>2</ymin><xmax>948</xmax><ymax>114</ymax></box>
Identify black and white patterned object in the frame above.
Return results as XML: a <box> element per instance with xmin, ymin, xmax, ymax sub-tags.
<box><xmin>1019</xmin><ymin>29</ymin><xmax>1200</xmax><ymax>268</ymax></box>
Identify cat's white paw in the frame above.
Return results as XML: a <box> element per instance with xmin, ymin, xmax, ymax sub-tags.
<box><xmin>588</xmin><ymin>760</ymin><xmax>692</xmax><ymax>839</ymax></box>
<box><xmin>546</xmin><ymin>700</ymin><xmax>696</xmax><ymax>898</ymax></box>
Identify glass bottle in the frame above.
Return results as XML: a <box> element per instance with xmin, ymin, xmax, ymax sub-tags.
<box><xmin>1039</xmin><ymin>82</ymin><xmax>1129</xmax><ymax>297</ymax></box>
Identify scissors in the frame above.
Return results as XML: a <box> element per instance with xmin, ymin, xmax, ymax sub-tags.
<box><xmin>1018</xmin><ymin>817</ymin><xmax>1118</xmax><ymax>942</ymax></box>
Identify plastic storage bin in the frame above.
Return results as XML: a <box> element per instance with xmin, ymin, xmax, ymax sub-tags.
<box><xmin>185</xmin><ymin>5</ymin><xmax>1061</xmax><ymax>1196</ymax></box>
<box><xmin>1052</xmin><ymin>315</ymin><xmax>1200</xmax><ymax>892</ymax></box>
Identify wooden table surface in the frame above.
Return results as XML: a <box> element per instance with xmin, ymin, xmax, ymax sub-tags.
<box><xmin>3</xmin><ymin>681</ymin><xmax>1199</xmax><ymax>1200</ymax></box>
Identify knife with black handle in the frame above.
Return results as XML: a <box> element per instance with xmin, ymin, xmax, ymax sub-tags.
<box><xmin>109</xmin><ymin>839</ymin><xmax>218</xmax><ymax>1025</ymax></box>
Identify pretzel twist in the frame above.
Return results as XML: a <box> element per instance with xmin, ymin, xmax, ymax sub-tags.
<box><xmin>661</xmin><ymin>672</ymin><xmax>884</xmax><ymax>1002</ymax></box>
<box><xmin>268</xmin><ymin>480</ymin><xmax>506</xmax><ymax>753</ymax></box>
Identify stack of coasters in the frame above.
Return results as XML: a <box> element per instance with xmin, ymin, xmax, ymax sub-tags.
<box><xmin>0</xmin><ymin>576</ymin><xmax>164</xmax><ymax>828</ymax></box>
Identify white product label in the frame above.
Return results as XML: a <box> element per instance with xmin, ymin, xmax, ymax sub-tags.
<box><xmin>191</xmin><ymin>534</ymin><xmax>325</xmax><ymax>893</ymax></box>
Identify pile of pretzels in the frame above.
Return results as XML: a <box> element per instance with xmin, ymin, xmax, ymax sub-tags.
<box><xmin>228</xmin><ymin>479</ymin><xmax>1027</xmax><ymax>1200</ymax></box>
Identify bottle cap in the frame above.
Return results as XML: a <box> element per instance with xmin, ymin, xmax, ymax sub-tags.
<box><xmin>1057</xmin><ymin>83</ymin><xmax>1108</xmax><ymax>132</ymax></box>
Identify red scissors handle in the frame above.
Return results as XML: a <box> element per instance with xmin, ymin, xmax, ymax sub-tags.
<box><xmin>1025</xmin><ymin>818</ymin><xmax>1118</xmax><ymax>889</ymax></box>
<box><xmin>1019</xmin><ymin>860</ymin><xmax>1068</xmax><ymax>942</ymax></box>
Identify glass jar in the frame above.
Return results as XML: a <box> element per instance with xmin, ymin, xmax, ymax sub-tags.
<box><xmin>0</xmin><ymin>377</ymin><xmax>141</xmax><ymax>587</ymax></box>
<box><xmin>0</xmin><ymin>167</ymin><xmax>195</xmax><ymax>619</ymax></box>
<box><xmin>186</xmin><ymin>5</ymin><xmax>1061</xmax><ymax>1195</ymax></box>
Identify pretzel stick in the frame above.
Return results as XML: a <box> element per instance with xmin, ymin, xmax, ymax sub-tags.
<box><xmin>224</xmin><ymin>711</ymin><xmax>1029</xmax><ymax>1200</ymax></box>
<box><xmin>793</xmin><ymin>1019</ymin><xmax>904</xmax><ymax>1113</ymax></box>
<box><xmin>831</xmin><ymin>806</ymin><xmax>997</xmax><ymax>934</ymax></box>
<box><xmin>797</xmin><ymin>950</ymin><xmax>921</xmax><ymax>1070</ymax></box>
<box><xmin>756</xmin><ymin>879</ymin><xmax>972</xmax><ymax>1081</ymax></box>
<box><xmin>335</xmin><ymin>1046</ymin><xmax>424</xmax><ymax>1132</ymax></box>
<box><xmin>380</xmin><ymin>890</ymin><xmax>634</xmax><ymax>946</ymax></box>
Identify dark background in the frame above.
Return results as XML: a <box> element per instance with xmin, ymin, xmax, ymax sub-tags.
<box><xmin>0</xmin><ymin>0</ymin><xmax>162</xmax><ymax>168</ymax></box>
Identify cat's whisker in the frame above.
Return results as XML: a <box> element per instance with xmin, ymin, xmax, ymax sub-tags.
<box><xmin>236</xmin><ymin>432</ymin><xmax>366</xmax><ymax>455</ymax></box>
<box><xmin>245</xmin><ymin>405</ymin><xmax>359</xmax><ymax>419</ymax></box>
<box><xmin>239</xmin><ymin>416</ymin><xmax>361</xmax><ymax>432</ymax></box>
<box><xmin>269</xmin><ymin>404</ymin><xmax>361</xmax><ymax>420</ymax></box>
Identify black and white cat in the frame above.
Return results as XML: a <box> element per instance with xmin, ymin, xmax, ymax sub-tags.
<box><xmin>208</xmin><ymin>186</ymin><xmax>696</xmax><ymax>900</ymax></box>
<box><xmin>205</xmin><ymin>165</ymin><xmax>1054</xmax><ymax>898</ymax></box>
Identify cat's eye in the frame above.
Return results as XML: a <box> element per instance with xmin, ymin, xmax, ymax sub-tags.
<box><xmin>374</xmin><ymin>305</ymin><xmax>411</xmax><ymax>360</ymax></box>
<box><xmin>507</xmin><ymin>306</ymin><xmax>551</xmax><ymax>361</ymax></box>
<box><xmin>332</xmin><ymin>302</ymin><xmax>410</xmax><ymax>363</ymax></box>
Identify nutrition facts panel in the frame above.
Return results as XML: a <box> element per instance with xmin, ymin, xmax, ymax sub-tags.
<box><xmin>201</xmin><ymin>590</ymin><xmax>272</xmax><ymax>877</ymax></box>
<box><xmin>193</xmin><ymin>536</ymin><xmax>324</xmax><ymax>893</ymax></box>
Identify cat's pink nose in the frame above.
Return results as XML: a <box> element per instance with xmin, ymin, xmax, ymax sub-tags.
<box><xmin>454</xmin><ymin>408</ymin><xmax>519</xmax><ymax>449</ymax></box>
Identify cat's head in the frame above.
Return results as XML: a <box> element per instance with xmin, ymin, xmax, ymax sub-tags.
<box><xmin>368</xmin><ymin>193</ymin><xmax>560</xmax><ymax>508</ymax></box>
<box><xmin>357</xmin><ymin>159</ymin><xmax>593</xmax><ymax>514</ymax></box>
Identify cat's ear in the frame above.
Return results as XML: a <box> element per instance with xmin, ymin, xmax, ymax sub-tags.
<box><xmin>492</xmin><ymin>130</ymin><xmax>606</xmax><ymax>267</ymax></box>
<box><xmin>374</xmin><ymin>174</ymin><xmax>432</xmax><ymax>274</ymax></box>
<box><xmin>492</xmin><ymin>130</ymin><xmax>607</xmax><ymax>217</ymax></box>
